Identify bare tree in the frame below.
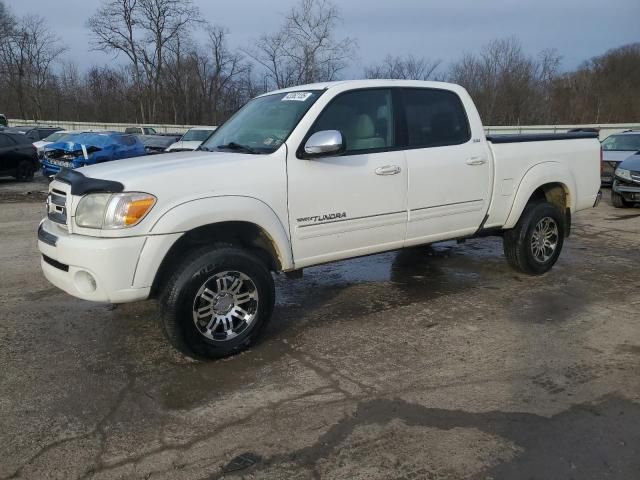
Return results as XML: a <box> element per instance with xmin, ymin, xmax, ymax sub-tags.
<box><xmin>87</xmin><ymin>0</ymin><xmax>201</xmax><ymax>122</ymax></box>
<box><xmin>364</xmin><ymin>54</ymin><xmax>441</xmax><ymax>80</ymax></box>
<box><xmin>449</xmin><ymin>37</ymin><xmax>557</xmax><ymax>125</ymax></box>
<box><xmin>0</xmin><ymin>14</ymin><xmax>66</xmax><ymax>119</ymax></box>
<box><xmin>246</xmin><ymin>0</ymin><xmax>357</xmax><ymax>89</ymax></box>
<box><xmin>0</xmin><ymin>1</ymin><xmax>13</xmax><ymax>44</ymax></box>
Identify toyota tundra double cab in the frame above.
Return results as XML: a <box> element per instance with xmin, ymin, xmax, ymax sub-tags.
<box><xmin>37</xmin><ymin>80</ymin><xmax>602</xmax><ymax>359</ymax></box>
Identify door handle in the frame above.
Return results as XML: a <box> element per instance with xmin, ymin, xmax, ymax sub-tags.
<box><xmin>466</xmin><ymin>156</ymin><xmax>487</xmax><ymax>166</ymax></box>
<box><xmin>375</xmin><ymin>165</ymin><xmax>401</xmax><ymax>176</ymax></box>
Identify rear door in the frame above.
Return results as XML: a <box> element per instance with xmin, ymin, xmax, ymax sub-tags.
<box><xmin>400</xmin><ymin>88</ymin><xmax>492</xmax><ymax>245</ymax></box>
<box><xmin>286</xmin><ymin>88</ymin><xmax>408</xmax><ymax>267</ymax></box>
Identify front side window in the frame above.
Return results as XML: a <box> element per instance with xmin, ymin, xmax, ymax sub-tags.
<box><xmin>402</xmin><ymin>89</ymin><xmax>470</xmax><ymax>148</ymax></box>
<box><xmin>602</xmin><ymin>134</ymin><xmax>640</xmax><ymax>151</ymax></box>
<box><xmin>309</xmin><ymin>89</ymin><xmax>394</xmax><ymax>153</ymax></box>
<box><xmin>201</xmin><ymin>91</ymin><xmax>322</xmax><ymax>154</ymax></box>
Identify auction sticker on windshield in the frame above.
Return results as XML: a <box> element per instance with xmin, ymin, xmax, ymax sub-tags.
<box><xmin>282</xmin><ymin>92</ymin><xmax>313</xmax><ymax>101</ymax></box>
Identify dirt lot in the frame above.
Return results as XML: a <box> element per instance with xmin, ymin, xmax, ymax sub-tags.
<box><xmin>1</xmin><ymin>176</ymin><xmax>639</xmax><ymax>480</ymax></box>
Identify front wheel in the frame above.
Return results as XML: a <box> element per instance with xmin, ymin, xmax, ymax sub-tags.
<box><xmin>611</xmin><ymin>190</ymin><xmax>629</xmax><ymax>208</ymax></box>
<box><xmin>159</xmin><ymin>246</ymin><xmax>275</xmax><ymax>359</ymax></box>
<box><xmin>14</xmin><ymin>160</ymin><xmax>35</xmax><ymax>181</ymax></box>
<box><xmin>503</xmin><ymin>202</ymin><xmax>565</xmax><ymax>275</ymax></box>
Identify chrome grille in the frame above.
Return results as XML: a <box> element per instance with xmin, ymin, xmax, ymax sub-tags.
<box><xmin>47</xmin><ymin>188</ymin><xmax>68</xmax><ymax>225</ymax></box>
<box><xmin>631</xmin><ymin>171</ymin><xmax>640</xmax><ymax>183</ymax></box>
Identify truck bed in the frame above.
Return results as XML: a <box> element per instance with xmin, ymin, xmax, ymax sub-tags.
<box><xmin>486</xmin><ymin>132</ymin><xmax>599</xmax><ymax>143</ymax></box>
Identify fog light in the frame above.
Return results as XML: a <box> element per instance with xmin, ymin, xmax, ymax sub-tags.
<box><xmin>74</xmin><ymin>270</ymin><xmax>97</xmax><ymax>294</ymax></box>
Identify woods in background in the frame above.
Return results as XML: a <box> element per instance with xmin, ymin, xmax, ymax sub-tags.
<box><xmin>0</xmin><ymin>0</ymin><xmax>638</xmax><ymax>126</ymax></box>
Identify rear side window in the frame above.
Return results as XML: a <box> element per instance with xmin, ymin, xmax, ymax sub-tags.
<box><xmin>402</xmin><ymin>89</ymin><xmax>470</xmax><ymax>148</ymax></box>
<box><xmin>37</xmin><ymin>129</ymin><xmax>54</xmax><ymax>140</ymax></box>
<box><xmin>118</xmin><ymin>135</ymin><xmax>138</xmax><ymax>146</ymax></box>
<box><xmin>310</xmin><ymin>89</ymin><xmax>395</xmax><ymax>154</ymax></box>
<box><xmin>26</xmin><ymin>130</ymin><xmax>39</xmax><ymax>141</ymax></box>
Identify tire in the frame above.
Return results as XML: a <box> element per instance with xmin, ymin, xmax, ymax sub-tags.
<box><xmin>503</xmin><ymin>202</ymin><xmax>565</xmax><ymax>275</ymax></box>
<box><xmin>611</xmin><ymin>190</ymin><xmax>628</xmax><ymax>208</ymax></box>
<box><xmin>159</xmin><ymin>245</ymin><xmax>275</xmax><ymax>359</ymax></box>
<box><xmin>14</xmin><ymin>160</ymin><xmax>35</xmax><ymax>181</ymax></box>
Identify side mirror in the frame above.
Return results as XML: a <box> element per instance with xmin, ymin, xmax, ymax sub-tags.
<box><xmin>303</xmin><ymin>130</ymin><xmax>344</xmax><ymax>158</ymax></box>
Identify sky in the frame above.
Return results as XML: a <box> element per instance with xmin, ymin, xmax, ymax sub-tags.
<box><xmin>5</xmin><ymin>0</ymin><xmax>640</xmax><ymax>76</ymax></box>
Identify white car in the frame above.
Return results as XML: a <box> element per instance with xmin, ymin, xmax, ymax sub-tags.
<box><xmin>165</xmin><ymin>126</ymin><xmax>217</xmax><ymax>152</ymax></box>
<box><xmin>37</xmin><ymin>80</ymin><xmax>601</xmax><ymax>359</ymax></box>
<box><xmin>33</xmin><ymin>130</ymin><xmax>93</xmax><ymax>158</ymax></box>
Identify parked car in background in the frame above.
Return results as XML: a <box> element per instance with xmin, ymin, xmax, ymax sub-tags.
<box><xmin>138</xmin><ymin>134</ymin><xmax>182</xmax><ymax>154</ymax></box>
<box><xmin>0</xmin><ymin>131</ymin><xmax>38</xmax><ymax>181</ymax></box>
<box><xmin>611</xmin><ymin>152</ymin><xmax>640</xmax><ymax>207</ymax></box>
<box><xmin>125</xmin><ymin>126</ymin><xmax>157</xmax><ymax>135</ymax></box>
<box><xmin>41</xmin><ymin>131</ymin><xmax>146</xmax><ymax>177</ymax></box>
<box><xmin>600</xmin><ymin>130</ymin><xmax>640</xmax><ymax>185</ymax></box>
<box><xmin>3</xmin><ymin>126</ymin><xmax>63</xmax><ymax>143</ymax></box>
<box><xmin>568</xmin><ymin>127</ymin><xmax>600</xmax><ymax>134</ymax></box>
<box><xmin>0</xmin><ymin>114</ymin><xmax>7</xmax><ymax>127</ymax></box>
<box><xmin>166</xmin><ymin>126</ymin><xmax>217</xmax><ymax>152</ymax></box>
<box><xmin>33</xmin><ymin>130</ymin><xmax>75</xmax><ymax>157</ymax></box>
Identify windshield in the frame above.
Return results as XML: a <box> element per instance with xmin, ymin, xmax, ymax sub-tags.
<box><xmin>182</xmin><ymin>129</ymin><xmax>215</xmax><ymax>142</ymax></box>
<box><xmin>44</xmin><ymin>132</ymin><xmax>66</xmax><ymax>143</ymax></box>
<box><xmin>602</xmin><ymin>134</ymin><xmax>640</xmax><ymax>151</ymax></box>
<box><xmin>201</xmin><ymin>91</ymin><xmax>322</xmax><ymax>154</ymax></box>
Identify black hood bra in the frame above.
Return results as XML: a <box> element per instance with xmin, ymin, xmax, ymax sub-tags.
<box><xmin>54</xmin><ymin>168</ymin><xmax>125</xmax><ymax>196</ymax></box>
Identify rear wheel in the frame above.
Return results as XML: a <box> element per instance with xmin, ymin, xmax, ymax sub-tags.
<box><xmin>14</xmin><ymin>160</ymin><xmax>35</xmax><ymax>181</ymax></box>
<box><xmin>611</xmin><ymin>190</ymin><xmax>629</xmax><ymax>208</ymax></box>
<box><xmin>503</xmin><ymin>202</ymin><xmax>565</xmax><ymax>275</ymax></box>
<box><xmin>159</xmin><ymin>246</ymin><xmax>275</xmax><ymax>359</ymax></box>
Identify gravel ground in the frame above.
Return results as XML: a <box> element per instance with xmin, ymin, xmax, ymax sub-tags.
<box><xmin>0</xmin><ymin>178</ymin><xmax>639</xmax><ymax>480</ymax></box>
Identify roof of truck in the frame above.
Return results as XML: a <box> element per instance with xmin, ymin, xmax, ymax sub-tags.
<box><xmin>261</xmin><ymin>79</ymin><xmax>462</xmax><ymax>97</ymax></box>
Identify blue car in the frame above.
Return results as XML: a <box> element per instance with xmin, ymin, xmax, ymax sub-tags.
<box><xmin>611</xmin><ymin>152</ymin><xmax>640</xmax><ymax>208</ymax></box>
<box><xmin>41</xmin><ymin>131</ymin><xmax>146</xmax><ymax>176</ymax></box>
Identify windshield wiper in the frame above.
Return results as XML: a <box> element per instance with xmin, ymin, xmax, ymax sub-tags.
<box><xmin>216</xmin><ymin>142</ymin><xmax>258</xmax><ymax>154</ymax></box>
<box><xmin>198</xmin><ymin>145</ymin><xmax>213</xmax><ymax>152</ymax></box>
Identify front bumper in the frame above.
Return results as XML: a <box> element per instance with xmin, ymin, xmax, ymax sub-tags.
<box><xmin>37</xmin><ymin>220</ymin><xmax>151</xmax><ymax>303</ymax></box>
<box><xmin>612</xmin><ymin>179</ymin><xmax>640</xmax><ymax>202</ymax></box>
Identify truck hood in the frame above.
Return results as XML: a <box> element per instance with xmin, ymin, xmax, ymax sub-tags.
<box><xmin>166</xmin><ymin>140</ymin><xmax>202</xmax><ymax>151</ymax></box>
<box><xmin>602</xmin><ymin>150</ymin><xmax>638</xmax><ymax>162</ymax></box>
<box><xmin>77</xmin><ymin>151</ymin><xmax>261</xmax><ymax>195</ymax></box>
<box><xmin>619</xmin><ymin>153</ymin><xmax>640</xmax><ymax>171</ymax></box>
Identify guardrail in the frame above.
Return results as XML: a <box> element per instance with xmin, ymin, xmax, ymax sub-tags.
<box><xmin>6</xmin><ymin>120</ymin><xmax>199</xmax><ymax>134</ymax></box>
<box><xmin>7</xmin><ymin>119</ymin><xmax>640</xmax><ymax>140</ymax></box>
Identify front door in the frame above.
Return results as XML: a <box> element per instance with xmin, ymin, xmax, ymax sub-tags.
<box><xmin>286</xmin><ymin>88</ymin><xmax>408</xmax><ymax>267</ymax></box>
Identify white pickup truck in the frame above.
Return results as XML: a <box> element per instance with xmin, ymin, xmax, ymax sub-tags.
<box><xmin>38</xmin><ymin>80</ymin><xmax>601</xmax><ymax>359</ymax></box>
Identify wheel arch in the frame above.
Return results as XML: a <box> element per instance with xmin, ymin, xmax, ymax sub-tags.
<box><xmin>504</xmin><ymin>162</ymin><xmax>576</xmax><ymax>230</ymax></box>
<box><xmin>147</xmin><ymin>196</ymin><xmax>293</xmax><ymax>297</ymax></box>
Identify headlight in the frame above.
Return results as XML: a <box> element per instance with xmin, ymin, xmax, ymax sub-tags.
<box><xmin>75</xmin><ymin>192</ymin><xmax>156</xmax><ymax>229</ymax></box>
<box><xmin>615</xmin><ymin>168</ymin><xmax>632</xmax><ymax>181</ymax></box>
